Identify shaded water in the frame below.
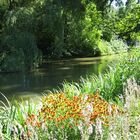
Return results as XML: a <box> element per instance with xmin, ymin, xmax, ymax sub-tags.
<box><xmin>0</xmin><ymin>55</ymin><xmax>117</xmax><ymax>101</ymax></box>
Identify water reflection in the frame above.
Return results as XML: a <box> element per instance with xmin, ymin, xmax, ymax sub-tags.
<box><xmin>0</xmin><ymin>55</ymin><xmax>117</xmax><ymax>101</ymax></box>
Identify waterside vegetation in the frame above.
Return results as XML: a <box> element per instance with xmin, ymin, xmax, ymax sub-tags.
<box><xmin>0</xmin><ymin>49</ymin><xmax>140</xmax><ymax>139</ymax></box>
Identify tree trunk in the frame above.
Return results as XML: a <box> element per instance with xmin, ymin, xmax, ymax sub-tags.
<box><xmin>9</xmin><ymin>0</ymin><xmax>12</xmax><ymax>10</ymax></box>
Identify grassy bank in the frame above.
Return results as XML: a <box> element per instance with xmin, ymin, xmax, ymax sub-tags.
<box><xmin>62</xmin><ymin>49</ymin><xmax>140</xmax><ymax>101</ymax></box>
<box><xmin>0</xmin><ymin>49</ymin><xmax>140</xmax><ymax>140</ymax></box>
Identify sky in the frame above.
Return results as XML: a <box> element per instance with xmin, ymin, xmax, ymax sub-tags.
<box><xmin>122</xmin><ymin>0</ymin><xmax>127</xmax><ymax>5</ymax></box>
<box><xmin>112</xmin><ymin>0</ymin><xmax>127</xmax><ymax>7</ymax></box>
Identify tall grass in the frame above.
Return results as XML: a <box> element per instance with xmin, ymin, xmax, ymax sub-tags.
<box><xmin>106</xmin><ymin>78</ymin><xmax>140</xmax><ymax>140</ymax></box>
<box><xmin>0</xmin><ymin>92</ymin><xmax>42</xmax><ymax>139</ymax></box>
<box><xmin>62</xmin><ymin>49</ymin><xmax>140</xmax><ymax>101</ymax></box>
<box><xmin>0</xmin><ymin>78</ymin><xmax>140</xmax><ymax>140</ymax></box>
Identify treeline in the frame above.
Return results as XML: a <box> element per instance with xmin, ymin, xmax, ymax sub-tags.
<box><xmin>0</xmin><ymin>0</ymin><xmax>140</xmax><ymax>71</ymax></box>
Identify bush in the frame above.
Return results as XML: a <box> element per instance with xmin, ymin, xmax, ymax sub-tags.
<box><xmin>0</xmin><ymin>32</ymin><xmax>42</xmax><ymax>72</ymax></box>
<box><xmin>110</xmin><ymin>36</ymin><xmax>128</xmax><ymax>53</ymax></box>
<box><xmin>1</xmin><ymin>78</ymin><xmax>140</xmax><ymax>140</ymax></box>
<box><xmin>98</xmin><ymin>36</ymin><xmax>128</xmax><ymax>55</ymax></box>
<box><xmin>0</xmin><ymin>4</ymin><xmax>42</xmax><ymax>72</ymax></box>
<box><xmin>98</xmin><ymin>40</ymin><xmax>113</xmax><ymax>55</ymax></box>
<box><xmin>0</xmin><ymin>91</ymin><xmax>120</xmax><ymax>140</ymax></box>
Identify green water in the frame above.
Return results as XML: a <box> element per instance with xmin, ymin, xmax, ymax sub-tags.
<box><xmin>0</xmin><ymin>55</ymin><xmax>117</xmax><ymax>101</ymax></box>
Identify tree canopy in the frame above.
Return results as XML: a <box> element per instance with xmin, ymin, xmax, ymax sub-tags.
<box><xmin>0</xmin><ymin>0</ymin><xmax>140</xmax><ymax>71</ymax></box>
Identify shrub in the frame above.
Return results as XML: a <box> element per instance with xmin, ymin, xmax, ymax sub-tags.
<box><xmin>0</xmin><ymin>32</ymin><xmax>42</xmax><ymax>72</ymax></box>
<box><xmin>98</xmin><ymin>40</ymin><xmax>113</xmax><ymax>55</ymax></box>
<box><xmin>0</xmin><ymin>91</ymin><xmax>120</xmax><ymax>140</ymax></box>
<box><xmin>110</xmin><ymin>36</ymin><xmax>128</xmax><ymax>53</ymax></box>
<box><xmin>98</xmin><ymin>36</ymin><xmax>128</xmax><ymax>55</ymax></box>
<box><xmin>1</xmin><ymin>78</ymin><xmax>140</xmax><ymax>139</ymax></box>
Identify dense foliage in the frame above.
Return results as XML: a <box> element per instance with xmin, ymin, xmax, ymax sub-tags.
<box><xmin>0</xmin><ymin>0</ymin><xmax>140</xmax><ymax>71</ymax></box>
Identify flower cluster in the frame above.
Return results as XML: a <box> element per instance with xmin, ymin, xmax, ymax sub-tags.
<box><xmin>25</xmin><ymin>91</ymin><xmax>120</xmax><ymax>129</ymax></box>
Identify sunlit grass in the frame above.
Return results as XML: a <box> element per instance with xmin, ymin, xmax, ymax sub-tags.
<box><xmin>62</xmin><ymin>49</ymin><xmax>140</xmax><ymax>101</ymax></box>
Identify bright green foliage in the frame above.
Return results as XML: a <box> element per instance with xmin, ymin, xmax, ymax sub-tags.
<box><xmin>81</xmin><ymin>3</ymin><xmax>102</xmax><ymax>56</ymax></box>
<box><xmin>98</xmin><ymin>36</ymin><xmax>128</xmax><ymax>55</ymax></box>
<box><xmin>103</xmin><ymin>2</ymin><xmax>140</xmax><ymax>45</ymax></box>
<box><xmin>62</xmin><ymin>49</ymin><xmax>140</xmax><ymax>100</ymax></box>
<box><xmin>66</xmin><ymin>3</ymin><xmax>102</xmax><ymax>56</ymax></box>
<box><xmin>116</xmin><ymin>3</ymin><xmax>140</xmax><ymax>43</ymax></box>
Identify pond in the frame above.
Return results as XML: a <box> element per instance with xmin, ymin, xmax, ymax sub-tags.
<box><xmin>0</xmin><ymin>55</ymin><xmax>118</xmax><ymax>102</ymax></box>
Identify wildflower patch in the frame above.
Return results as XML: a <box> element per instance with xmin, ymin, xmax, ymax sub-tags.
<box><xmin>25</xmin><ymin>91</ymin><xmax>120</xmax><ymax>129</ymax></box>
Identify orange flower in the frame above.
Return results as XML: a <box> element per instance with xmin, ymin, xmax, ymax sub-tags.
<box><xmin>34</xmin><ymin>91</ymin><xmax>122</xmax><ymax>128</ymax></box>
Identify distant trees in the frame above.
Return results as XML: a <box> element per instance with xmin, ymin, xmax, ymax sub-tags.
<box><xmin>0</xmin><ymin>0</ymin><xmax>140</xmax><ymax>72</ymax></box>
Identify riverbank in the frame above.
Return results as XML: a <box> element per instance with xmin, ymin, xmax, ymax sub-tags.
<box><xmin>0</xmin><ymin>49</ymin><xmax>140</xmax><ymax>139</ymax></box>
<box><xmin>0</xmin><ymin>36</ymin><xmax>129</xmax><ymax>73</ymax></box>
<box><xmin>0</xmin><ymin>54</ymin><xmax>119</xmax><ymax>101</ymax></box>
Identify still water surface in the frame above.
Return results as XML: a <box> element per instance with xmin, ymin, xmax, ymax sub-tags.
<box><xmin>0</xmin><ymin>55</ymin><xmax>117</xmax><ymax>101</ymax></box>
